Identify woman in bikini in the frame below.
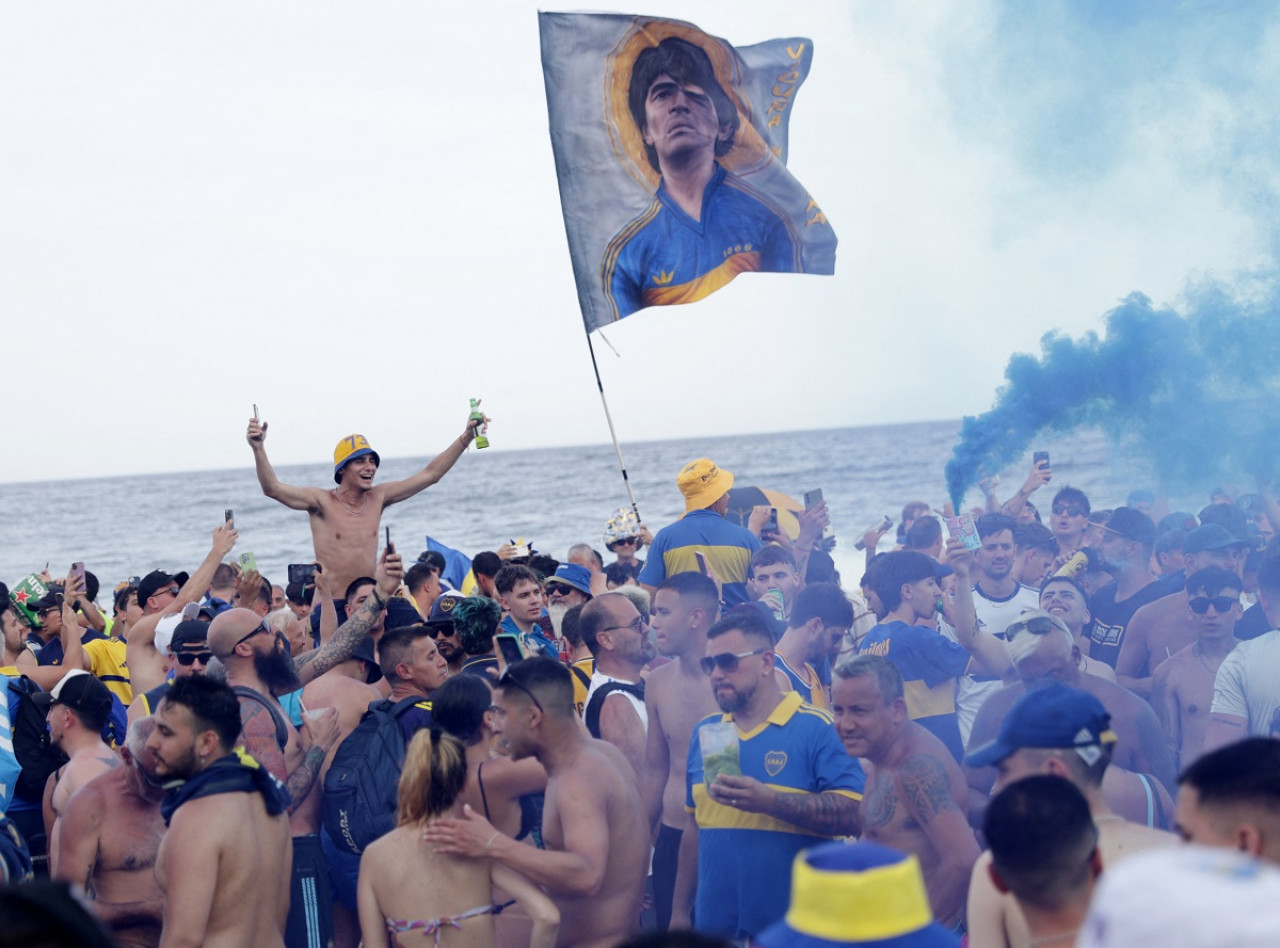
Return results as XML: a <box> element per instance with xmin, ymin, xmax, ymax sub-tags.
<box><xmin>432</xmin><ymin>674</ymin><xmax>550</xmax><ymax>948</ymax></box>
<box><xmin>356</xmin><ymin>725</ymin><xmax>558</xmax><ymax>948</ymax></box>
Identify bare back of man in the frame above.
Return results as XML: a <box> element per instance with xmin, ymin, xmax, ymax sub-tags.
<box><xmin>540</xmin><ymin>739</ymin><xmax>648</xmax><ymax>948</ymax></box>
<box><xmin>156</xmin><ymin>786</ymin><xmax>292</xmax><ymax>948</ymax></box>
<box><xmin>860</xmin><ymin>722</ymin><xmax>977</xmax><ymax>929</ymax></box>
<box><xmin>54</xmin><ymin>765</ymin><xmax>165</xmax><ymax>948</ymax></box>
<box><xmin>236</xmin><ymin>688</ymin><xmax>333</xmax><ymax>836</ymax></box>
<box><xmin>45</xmin><ymin>744</ymin><xmax>121</xmax><ymax>872</ymax></box>
<box><xmin>645</xmin><ymin>658</ymin><xmax>719</xmax><ymax>835</ymax></box>
<box><xmin>967</xmin><ymin>814</ymin><xmax>1175</xmax><ymax>948</ymax></box>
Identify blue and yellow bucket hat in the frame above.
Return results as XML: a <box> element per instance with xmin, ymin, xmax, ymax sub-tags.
<box><xmin>333</xmin><ymin>433</ymin><xmax>380</xmax><ymax>484</ymax></box>
<box><xmin>756</xmin><ymin>842</ymin><xmax>958</xmax><ymax>948</ymax></box>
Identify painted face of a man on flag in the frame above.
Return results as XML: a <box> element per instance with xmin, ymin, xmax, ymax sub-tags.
<box><xmin>540</xmin><ymin>14</ymin><xmax>836</xmax><ymax>332</ymax></box>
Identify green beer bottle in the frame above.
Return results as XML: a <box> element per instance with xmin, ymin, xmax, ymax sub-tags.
<box><xmin>470</xmin><ymin>398</ymin><xmax>489</xmax><ymax>449</ymax></box>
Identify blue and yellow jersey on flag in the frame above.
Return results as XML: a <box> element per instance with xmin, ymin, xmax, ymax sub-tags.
<box><xmin>602</xmin><ymin>163</ymin><xmax>801</xmax><ymax>321</ymax></box>
<box><xmin>857</xmin><ymin>620</ymin><xmax>971</xmax><ymax>762</ymax></box>
<box><xmin>638</xmin><ymin>509</ymin><xmax>762</xmax><ymax>606</ymax></box>
<box><xmin>686</xmin><ymin>691</ymin><xmax>863</xmax><ymax>938</ymax></box>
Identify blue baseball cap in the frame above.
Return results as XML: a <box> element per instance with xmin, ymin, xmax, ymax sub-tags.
<box><xmin>546</xmin><ymin>563</ymin><xmax>593</xmax><ymax>598</ymax></box>
<box><xmin>965</xmin><ymin>682</ymin><xmax>1118</xmax><ymax>768</ymax></box>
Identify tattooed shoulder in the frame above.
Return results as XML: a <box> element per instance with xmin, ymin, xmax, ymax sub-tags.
<box><xmin>898</xmin><ymin>754</ymin><xmax>959</xmax><ymax>823</ymax></box>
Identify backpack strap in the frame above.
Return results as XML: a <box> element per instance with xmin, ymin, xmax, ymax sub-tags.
<box><xmin>569</xmin><ymin>665</ymin><xmax>592</xmax><ymax>690</ymax></box>
<box><xmin>583</xmin><ymin>680</ymin><xmax>645</xmax><ymax>740</ymax></box>
<box><xmin>233</xmin><ymin>686</ymin><xmax>289</xmax><ymax>751</ymax></box>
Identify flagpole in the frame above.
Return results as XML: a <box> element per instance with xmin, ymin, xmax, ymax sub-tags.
<box><xmin>585</xmin><ymin>331</ymin><xmax>643</xmax><ymax>525</ymax></box>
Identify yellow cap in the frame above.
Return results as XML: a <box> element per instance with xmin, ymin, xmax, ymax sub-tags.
<box><xmin>677</xmin><ymin>458</ymin><xmax>734</xmax><ymax>512</ymax></box>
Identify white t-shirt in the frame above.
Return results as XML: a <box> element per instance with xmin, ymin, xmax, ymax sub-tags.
<box><xmin>950</xmin><ymin>582</ymin><xmax>1040</xmax><ymax>745</ymax></box>
<box><xmin>1212</xmin><ymin>631</ymin><xmax>1280</xmax><ymax>736</ymax></box>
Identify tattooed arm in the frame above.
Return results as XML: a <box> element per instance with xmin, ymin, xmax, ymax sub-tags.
<box><xmin>295</xmin><ymin>550</ymin><xmax>401</xmax><ymax>685</ymax></box>
<box><xmin>282</xmin><ymin>745</ymin><xmax>328</xmax><ymax>815</ymax></box>
<box><xmin>899</xmin><ymin>754</ymin><xmax>980</xmax><ymax>928</ymax></box>
<box><xmin>765</xmin><ymin>788</ymin><xmax>861</xmax><ymax>837</ymax></box>
<box><xmin>294</xmin><ymin>592</ymin><xmax>384</xmax><ymax>684</ymax></box>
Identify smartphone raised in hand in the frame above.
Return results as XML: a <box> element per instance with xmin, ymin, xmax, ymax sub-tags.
<box><xmin>239</xmin><ymin>552</ymin><xmax>258</xmax><ymax>573</ymax></box>
<box><xmin>225</xmin><ymin>508</ymin><xmax>234</xmax><ymax>524</ymax></box>
<box><xmin>288</xmin><ymin>564</ymin><xmax>317</xmax><ymax>586</ymax></box>
<box><xmin>496</xmin><ymin>633</ymin><xmax>524</xmax><ymax>666</ymax></box>
<box><xmin>385</xmin><ymin>526</ymin><xmax>394</xmax><ymax>554</ymax></box>
<box><xmin>69</xmin><ymin>561</ymin><xmax>86</xmax><ymax>589</ymax></box>
<box><xmin>1033</xmin><ymin>450</ymin><xmax>1050</xmax><ymax>468</ymax></box>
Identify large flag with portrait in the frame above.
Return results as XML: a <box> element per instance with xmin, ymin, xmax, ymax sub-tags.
<box><xmin>539</xmin><ymin>13</ymin><xmax>837</xmax><ymax>334</ymax></box>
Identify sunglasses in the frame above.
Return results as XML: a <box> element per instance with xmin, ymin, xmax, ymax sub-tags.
<box><xmin>612</xmin><ymin>537</ymin><xmax>640</xmax><ymax>547</ymax></box>
<box><xmin>1052</xmin><ymin>504</ymin><xmax>1086</xmax><ymax>518</ymax></box>
<box><xmin>1007</xmin><ymin>616</ymin><xmax>1062</xmax><ymax>638</ymax></box>
<box><xmin>1189</xmin><ymin>596</ymin><xmax>1238</xmax><ymax>615</ymax></box>
<box><xmin>600</xmin><ymin>616</ymin><xmax>645</xmax><ymax>636</ymax></box>
<box><xmin>176</xmin><ymin>651</ymin><xmax>214</xmax><ymax>666</ymax></box>
<box><xmin>496</xmin><ymin>666</ymin><xmax>544</xmax><ymax>713</ymax></box>
<box><xmin>700</xmin><ymin>647</ymin><xmax>771</xmax><ymax>676</ymax></box>
<box><xmin>232</xmin><ymin>621</ymin><xmax>271</xmax><ymax>650</ymax></box>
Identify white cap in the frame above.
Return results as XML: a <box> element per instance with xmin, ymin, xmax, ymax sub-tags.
<box><xmin>154</xmin><ymin>613</ymin><xmax>182</xmax><ymax>656</ymax></box>
<box><xmin>1079</xmin><ymin>845</ymin><xmax>1280</xmax><ymax>947</ymax></box>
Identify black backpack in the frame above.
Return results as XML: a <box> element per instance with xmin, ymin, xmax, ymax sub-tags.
<box><xmin>322</xmin><ymin>696</ymin><xmax>426</xmax><ymax>855</ymax></box>
<box><xmin>583</xmin><ymin>680</ymin><xmax>645</xmax><ymax>740</ymax></box>
<box><xmin>8</xmin><ymin>676</ymin><xmax>69</xmax><ymax>801</ymax></box>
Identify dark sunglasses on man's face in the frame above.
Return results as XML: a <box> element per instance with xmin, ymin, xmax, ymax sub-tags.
<box><xmin>1052</xmin><ymin>504</ymin><xmax>1085</xmax><ymax>518</ymax></box>
<box><xmin>700</xmin><ymin>647</ymin><xmax>771</xmax><ymax>676</ymax></box>
<box><xmin>497</xmin><ymin>667</ymin><xmax>544</xmax><ymax>713</ymax></box>
<box><xmin>176</xmin><ymin>651</ymin><xmax>214</xmax><ymax>666</ymax></box>
<box><xmin>613</xmin><ymin>537</ymin><xmax>640</xmax><ymax>547</ymax></box>
<box><xmin>1007</xmin><ymin>616</ymin><xmax>1061</xmax><ymax>638</ymax></box>
<box><xmin>1189</xmin><ymin>596</ymin><xmax>1238</xmax><ymax>615</ymax></box>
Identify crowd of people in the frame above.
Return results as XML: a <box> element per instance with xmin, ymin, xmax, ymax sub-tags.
<box><xmin>3</xmin><ymin>417</ymin><xmax>1280</xmax><ymax>948</ymax></box>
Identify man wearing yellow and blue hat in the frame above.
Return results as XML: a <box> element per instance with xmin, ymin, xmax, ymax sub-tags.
<box><xmin>245</xmin><ymin>409</ymin><xmax>489</xmax><ymax>621</ymax></box>
<box><xmin>756</xmin><ymin>840</ymin><xmax>959</xmax><ymax>947</ymax></box>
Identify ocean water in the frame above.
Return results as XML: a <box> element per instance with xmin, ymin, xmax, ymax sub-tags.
<box><xmin>0</xmin><ymin>420</ymin><xmax>1180</xmax><ymax>593</ymax></box>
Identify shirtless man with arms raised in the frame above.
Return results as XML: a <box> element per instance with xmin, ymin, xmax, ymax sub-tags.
<box><xmin>53</xmin><ymin>718</ymin><xmax>166</xmax><ymax>948</ymax></box>
<box><xmin>641</xmin><ymin>572</ymin><xmax>721</xmax><ymax>930</ymax></box>
<box><xmin>831</xmin><ymin>654</ymin><xmax>978</xmax><ymax>930</ymax></box>
<box><xmin>148</xmin><ymin>676</ymin><xmax>291</xmax><ymax>948</ymax></box>
<box><xmin>964</xmin><ymin>682</ymin><xmax>1174</xmax><ymax>948</ymax></box>
<box><xmin>1151</xmin><ymin>566</ymin><xmax>1242</xmax><ymax>772</ymax></box>
<box><xmin>426</xmin><ymin>658</ymin><xmax>648</xmax><ymax>948</ymax></box>
<box><xmin>246</xmin><ymin>408</ymin><xmax>487</xmax><ymax>597</ymax></box>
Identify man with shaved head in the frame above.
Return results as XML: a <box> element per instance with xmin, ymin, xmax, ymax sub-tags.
<box><xmin>53</xmin><ymin>718</ymin><xmax>167</xmax><ymax>947</ymax></box>
<box><xmin>207</xmin><ymin>605</ymin><xmax>341</xmax><ymax>948</ymax></box>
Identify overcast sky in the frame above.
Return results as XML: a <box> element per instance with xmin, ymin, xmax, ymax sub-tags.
<box><xmin>3</xmin><ymin>1</ymin><xmax>1276</xmax><ymax>484</ymax></box>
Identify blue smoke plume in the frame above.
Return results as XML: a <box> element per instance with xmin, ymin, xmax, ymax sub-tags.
<box><xmin>945</xmin><ymin>279</ymin><xmax>1280</xmax><ymax>509</ymax></box>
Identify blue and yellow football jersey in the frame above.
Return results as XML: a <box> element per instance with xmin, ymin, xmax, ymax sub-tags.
<box><xmin>602</xmin><ymin>162</ymin><xmax>801</xmax><ymax>321</ymax></box>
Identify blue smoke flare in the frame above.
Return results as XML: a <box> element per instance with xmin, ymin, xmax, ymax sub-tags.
<box><xmin>945</xmin><ymin>281</ymin><xmax>1280</xmax><ymax>509</ymax></box>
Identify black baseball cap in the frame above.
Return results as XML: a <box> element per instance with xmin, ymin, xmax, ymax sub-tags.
<box><xmin>137</xmin><ymin>570</ymin><xmax>190</xmax><ymax>608</ymax></box>
<box><xmin>427</xmin><ymin>593</ymin><xmax>466</xmax><ymax>628</ymax></box>
<box><xmin>31</xmin><ymin>670</ymin><xmax>113</xmax><ymax>719</ymax></box>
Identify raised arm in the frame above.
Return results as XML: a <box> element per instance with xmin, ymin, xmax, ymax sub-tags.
<box><xmin>377</xmin><ymin>410</ymin><xmax>488</xmax><ymax>507</ymax></box>
<box><xmin>944</xmin><ymin>539</ymin><xmax>1011</xmax><ymax>676</ymax></box>
<box><xmin>295</xmin><ymin>549</ymin><xmax>402</xmax><ymax>684</ymax></box>
<box><xmin>246</xmin><ymin>417</ymin><xmax>324</xmax><ymax>511</ymax></box>
<box><xmin>176</xmin><ymin>523</ymin><xmax>238</xmax><ymax>610</ymax></box>
<box><xmin>1000</xmin><ymin>460</ymin><xmax>1052</xmax><ymax>519</ymax></box>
